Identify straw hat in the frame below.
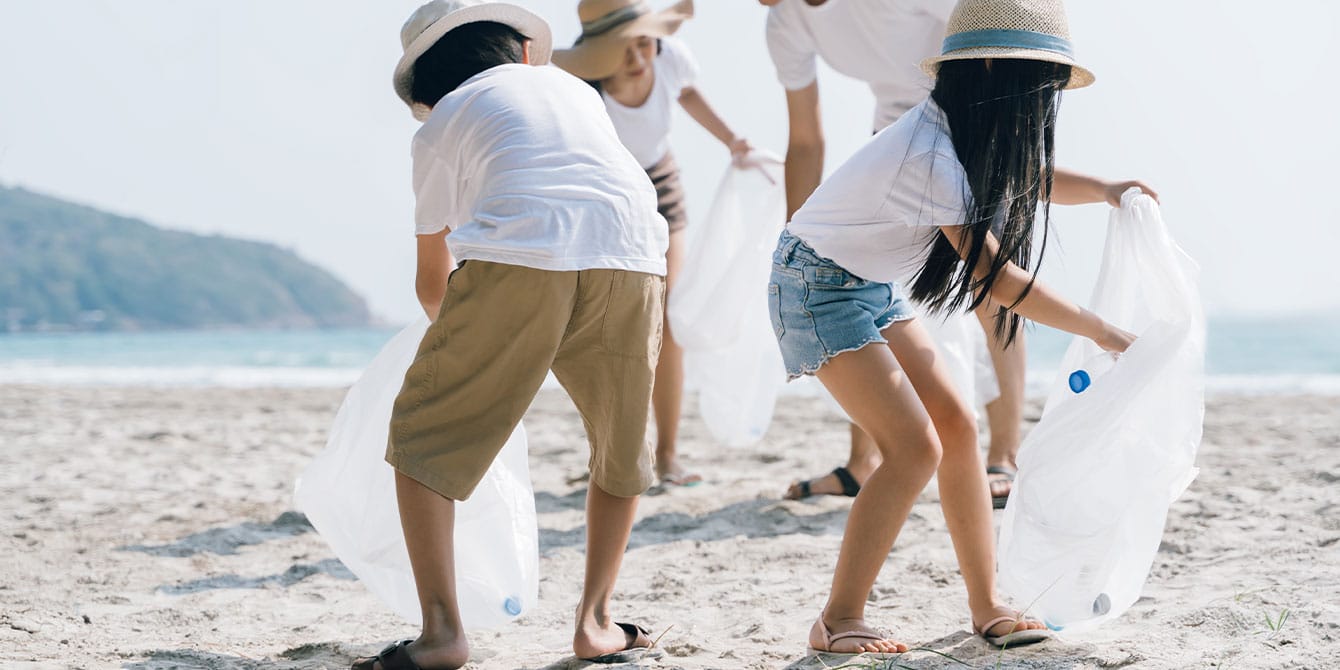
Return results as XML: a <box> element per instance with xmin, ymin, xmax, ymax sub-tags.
<box><xmin>921</xmin><ymin>0</ymin><xmax>1095</xmax><ymax>89</ymax></box>
<box><xmin>393</xmin><ymin>0</ymin><xmax>554</xmax><ymax>118</ymax></box>
<box><xmin>551</xmin><ymin>0</ymin><xmax>694</xmax><ymax>81</ymax></box>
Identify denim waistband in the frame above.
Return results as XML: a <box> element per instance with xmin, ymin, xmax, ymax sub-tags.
<box><xmin>774</xmin><ymin>229</ymin><xmax>828</xmax><ymax>267</ymax></box>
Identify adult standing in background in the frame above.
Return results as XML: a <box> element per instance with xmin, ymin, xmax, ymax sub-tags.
<box><xmin>758</xmin><ymin>0</ymin><xmax>997</xmax><ymax>502</ymax></box>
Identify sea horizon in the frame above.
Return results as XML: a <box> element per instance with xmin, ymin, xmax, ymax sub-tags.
<box><xmin>1</xmin><ymin>313</ymin><xmax>1337</xmax><ymax>395</ymax></box>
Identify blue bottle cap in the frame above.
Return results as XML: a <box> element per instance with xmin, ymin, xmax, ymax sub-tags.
<box><xmin>504</xmin><ymin>596</ymin><xmax>522</xmax><ymax>616</ymax></box>
<box><xmin>1068</xmin><ymin>369</ymin><xmax>1092</xmax><ymax>393</ymax></box>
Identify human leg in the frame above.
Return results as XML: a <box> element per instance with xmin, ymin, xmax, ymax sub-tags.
<box><xmin>783</xmin><ymin>423</ymin><xmax>881</xmax><ymax>499</ymax></box>
<box><xmin>809</xmin><ymin>340</ymin><xmax>943</xmax><ymax>653</ymax></box>
<box><xmin>571</xmin><ymin>483</ymin><xmax>646</xmax><ymax>659</ymax></box>
<box><xmin>881</xmin><ymin>318</ymin><xmax>1046</xmax><ymax>641</ymax></box>
<box><xmin>363</xmin><ymin>263</ymin><xmax>576</xmax><ymax>669</ymax></box>
<box><xmin>975</xmin><ymin>299</ymin><xmax>1027</xmax><ymax>505</ymax></box>
<box><xmin>653</xmin><ymin>230</ymin><xmax>698</xmax><ymax>485</ymax></box>
<box><xmin>552</xmin><ymin>269</ymin><xmax>665</xmax><ymax>659</ymax></box>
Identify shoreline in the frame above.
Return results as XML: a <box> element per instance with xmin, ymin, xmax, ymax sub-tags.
<box><xmin>3</xmin><ymin>386</ymin><xmax>1337</xmax><ymax>668</ymax></box>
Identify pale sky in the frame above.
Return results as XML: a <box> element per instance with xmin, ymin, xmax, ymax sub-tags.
<box><xmin>2</xmin><ymin>1</ymin><xmax>1337</xmax><ymax>324</ymax></box>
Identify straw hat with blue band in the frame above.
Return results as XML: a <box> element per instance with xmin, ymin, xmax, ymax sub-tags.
<box><xmin>921</xmin><ymin>0</ymin><xmax>1095</xmax><ymax>90</ymax></box>
<box><xmin>394</xmin><ymin>0</ymin><xmax>554</xmax><ymax>121</ymax></box>
<box><xmin>551</xmin><ymin>0</ymin><xmax>694</xmax><ymax>82</ymax></box>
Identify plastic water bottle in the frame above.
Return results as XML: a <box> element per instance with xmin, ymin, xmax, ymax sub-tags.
<box><xmin>1045</xmin><ymin>550</ymin><xmax>1113</xmax><ymax>630</ymax></box>
<box><xmin>1068</xmin><ymin>353</ymin><xmax>1118</xmax><ymax>394</ymax></box>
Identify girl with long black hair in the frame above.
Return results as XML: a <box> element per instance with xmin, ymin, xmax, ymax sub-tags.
<box><xmin>769</xmin><ymin>0</ymin><xmax>1156</xmax><ymax>655</ymax></box>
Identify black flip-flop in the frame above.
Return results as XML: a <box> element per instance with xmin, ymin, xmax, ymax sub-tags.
<box><xmin>987</xmin><ymin>466</ymin><xmax>1016</xmax><ymax>510</ymax></box>
<box><xmin>791</xmin><ymin>466</ymin><xmax>862</xmax><ymax>500</ymax></box>
<box><xmin>580</xmin><ymin>622</ymin><xmax>664</xmax><ymax>664</ymax></box>
<box><xmin>351</xmin><ymin>640</ymin><xmax>420</xmax><ymax>670</ymax></box>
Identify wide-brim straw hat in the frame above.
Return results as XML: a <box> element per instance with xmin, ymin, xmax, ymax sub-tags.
<box><xmin>393</xmin><ymin>0</ymin><xmax>553</xmax><ymax>118</ymax></box>
<box><xmin>921</xmin><ymin>0</ymin><xmax>1095</xmax><ymax>89</ymax></box>
<box><xmin>551</xmin><ymin>0</ymin><xmax>694</xmax><ymax>81</ymax></box>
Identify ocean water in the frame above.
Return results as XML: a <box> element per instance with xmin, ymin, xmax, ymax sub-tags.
<box><xmin>1</xmin><ymin>315</ymin><xmax>1337</xmax><ymax>394</ymax></box>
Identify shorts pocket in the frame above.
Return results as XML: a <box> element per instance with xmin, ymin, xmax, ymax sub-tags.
<box><xmin>768</xmin><ymin>283</ymin><xmax>785</xmax><ymax>338</ymax></box>
<box><xmin>811</xmin><ymin>266</ymin><xmax>868</xmax><ymax>289</ymax></box>
<box><xmin>600</xmin><ymin>271</ymin><xmax>664</xmax><ymax>359</ymax></box>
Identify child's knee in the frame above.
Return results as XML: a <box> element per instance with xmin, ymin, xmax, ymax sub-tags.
<box><xmin>884</xmin><ymin>433</ymin><xmax>942</xmax><ymax>476</ymax></box>
<box><xmin>934</xmin><ymin>408</ymin><xmax>979</xmax><ymax>458</ymax></box>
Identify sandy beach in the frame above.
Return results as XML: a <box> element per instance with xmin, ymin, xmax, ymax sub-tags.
<box><xmin>2</xmin><ymin>384</ymin><xmax>1338</xmax><ymax>669</ymax></box>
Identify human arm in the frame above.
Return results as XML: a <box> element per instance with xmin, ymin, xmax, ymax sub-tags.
<box><xmin>414</xmin><ymin>229</ymin><xmax>455</xmax><ymax>320</ymax></box>
<box><xmin>677</xmin><ymin>86</ymin><xmax>753</xmax><ymax>164</ymax></box>
<box><xmin>1052</xmin><ymin>168</ymin><xmax>1159</xmax><ymax>207</ymax></box>
<box><xmin>782</xmin><ymin>82</ymin><xmax>824</xmax><ymax>220</ymax></box>
<box><xmin>939</xmin><ymin>225</ymin><xmax>1135</xmax><ymax>352</ymax></box>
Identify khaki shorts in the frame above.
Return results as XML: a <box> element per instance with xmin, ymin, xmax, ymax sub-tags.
<box><xmin>387</xmin><ymin>260</ymin><xmax>664</xmax><ymax>500</ymax></box>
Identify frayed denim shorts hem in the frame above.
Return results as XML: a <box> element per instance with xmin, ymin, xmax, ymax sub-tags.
<box><xmin>768</xmin><ymin>230</ymin><xmax>916</xmax><ymax>381</ymax></box>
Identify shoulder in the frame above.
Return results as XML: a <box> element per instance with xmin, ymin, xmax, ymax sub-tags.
<box><xmin>658</xmin><ymin>35</ymin><xmax>692</xmax><ymax>61</ymax></box>
<box><xmin>657</xmin><ymin>36</ymin><xmax>698</xmax><ymax>85</ymax></box>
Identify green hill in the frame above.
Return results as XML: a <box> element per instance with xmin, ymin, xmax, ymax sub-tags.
<box><xmin>0</xmin><ymin>186</ymin><xmax>372</xmax><ymax>332</ymax></box>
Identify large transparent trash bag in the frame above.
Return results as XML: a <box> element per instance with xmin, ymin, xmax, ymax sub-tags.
<box><xmin>672</xmin><ymin>153</ymin><xmax>788</xmax><ymax>446</ymax></box>
<box><xmin>998</xmin><ymin>190</ymin><xmax>1204</xmax><ymax>634</ymax></box>
<box><xmin>294</xmin><ymin>316</ymin><xmax>540</xmax><ymax>629</ymax></box>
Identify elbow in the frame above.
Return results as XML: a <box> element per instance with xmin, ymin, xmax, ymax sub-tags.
<box><xmin>786</xmin><ymin>137</ymin><xmax>824</xmax><ymax>160</ymax></box>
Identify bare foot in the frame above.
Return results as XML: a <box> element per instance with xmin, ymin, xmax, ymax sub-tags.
<box><xmin>809</xmin><ymin>615</ymin><xmax>908</xmax><ymax>655</ymax></box>
<box><xmin>573</xmin><ymin>619</ymin><xmax>649</xmax><ymax>659</ymax></box>
<box><xmin>658</xmin><ymin>466</ymin><xmax>703</xmax><ymax>487</ymax></box>
<box><xmin>656</xmin><ymin>457</ymin><xmax>702</xmax><ymax>487</ymax></box>
<box><xmin>350</xmin><ymin>634</ymin><xmax>469</xmax><ymax>670</ymax></box>
<box><xmin>972</xmin><ymin>604</ymin><xmax>1048</xmax><ymax>639</ymax></box>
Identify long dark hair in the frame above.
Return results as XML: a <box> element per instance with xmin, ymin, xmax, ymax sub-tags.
<box><xmin>911</xmin><ymin>58</ymin><xmax>1071</xmax><ymax>345</ymax></box>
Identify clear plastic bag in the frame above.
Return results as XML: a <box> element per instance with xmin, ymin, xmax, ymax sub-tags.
<box><xmin>672</xmin><ymin>153</ymin><xmax>788</xmax><ymax>446</ymax></box>
<box><xmin>997</xmin><ymin>190</ymin><xmax>1204</xmax><ymax>633</ymax></box>
<box><xmin>293</xmin><ymin>317</ymin><xmax>540</xmax><ymax>629</ymax></box>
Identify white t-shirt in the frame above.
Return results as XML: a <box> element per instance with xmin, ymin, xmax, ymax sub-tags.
<box><xmin>787</xmin><ymin>98</ymin><xmax>967</xmax><ymax>285</ymax></box>
<box><xmin>412</xmin><ymin>64</ymin><xmax>667</xmax><ymax>276</ymax></box>
<box><xmin>766</xmin><ymin>0</ymin><xmax>954</xmax><ymax>130</ymax></box>
<box><xmin>601</xmin><ymin>36</ymin><xmax>700</xmax><ymax>169</ymax></box>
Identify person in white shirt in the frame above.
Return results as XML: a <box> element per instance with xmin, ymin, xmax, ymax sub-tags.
<box><xmin>358</xmin><ymin>2</ymin><xmax>669</xmax><ymax>667</ymax></box>
<box><xmin>760</xmin><ymin>0</ymin><xmax>1113</xmax><ymax>510</ymax></box>
<box><xmin>554</xmin><ymin>0</ymin><xmax>760</xmax><ymax>488</ymax></box>
<box><xmin>765</xmin><ymin>0</ymin><xmax>1156</xmax><ymax>655</ymax></box>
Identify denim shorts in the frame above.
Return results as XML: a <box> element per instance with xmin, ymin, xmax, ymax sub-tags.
<box><xmin>769</xmin><ymin>229</ymin><xmax>916</xmax><ymax>380</ymax></box>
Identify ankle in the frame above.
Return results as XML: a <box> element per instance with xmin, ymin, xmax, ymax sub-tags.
<box><xmin>968</xmin><ymin>596</ymin><xmax>1010</xmax><ymax>617</ymax></box>
<box><xmin>822</xmin><ymin>605</ymin><xmax>867</xmax><ymax>627</ymax></box>
<box><xmin>845</xmin><ymin>458</ymin><xmax>880</xmax><ymax>480</ymax></box>
<box><xmin>575</xmin><ymin>601</ymin><xmax>612</xmax><ymax>628</ymax></box>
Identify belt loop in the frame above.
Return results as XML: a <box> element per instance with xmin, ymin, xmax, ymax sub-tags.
<box><xmin>779</xmin><ymin>229</ymin><xmax>800</xmax><ymax>263</ymax></box>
